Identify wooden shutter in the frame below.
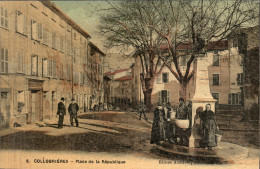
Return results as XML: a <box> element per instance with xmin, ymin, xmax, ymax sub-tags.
<box><xmin>158</xmin><ymin>91</ymin><xmax>161</xmax><ymax>103</ymax></box>
<box><xmin>167</xmin><ymin>90</ymin><xmax>170</xmax><ymax>102</ymax></box>
<box><xmin>23</xmin><ymin>15</ymin><xmax>27</xmax><ymax>35</ymax></box>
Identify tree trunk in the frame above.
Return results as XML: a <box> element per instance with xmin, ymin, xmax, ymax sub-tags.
<box><xmin>179</xmin><ymin>83</ymin><xmax>187</xmax><ymax>101</ymax></box>
<box><xmin>144</xmin><ymin>89</ymin><xmax>152</xmax><ymax>113</ymax></box>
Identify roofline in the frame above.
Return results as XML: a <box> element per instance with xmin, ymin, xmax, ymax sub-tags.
<box><xmin>42</xmin><ymin>1</ymin><xmax>91</xmax><ymax>39</ymax></box>
<box><xmin>89</xmin><ymin>41</ymin><xmax>106</xmax><ymax>56</ymax></box>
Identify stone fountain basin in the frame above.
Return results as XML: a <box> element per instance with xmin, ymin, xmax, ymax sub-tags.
<box><xmin>171</xmin><ymin>119</ymin><xmax>190</xmax><ymax>129</ymax></box>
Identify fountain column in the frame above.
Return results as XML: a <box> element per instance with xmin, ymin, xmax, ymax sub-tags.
<box><xmin>189</xmin><ymin>57</ymin><xmax>216</xmax><ymax>148</ymax></box>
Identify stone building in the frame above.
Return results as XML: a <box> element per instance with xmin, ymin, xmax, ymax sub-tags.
<box><xmin>132</xmin><ymin>40</ymin><xmax>244</xmax><ymax>109</ymax></box>
<box><xmin>104</xmin><ymin>68</ymin><xmax>132</xmax><ymax>109</ymax></box>
<box><xmin>0</xmin><ymin>1</ymin><xmax>105</xmax><ymax>128</ymax></box>
<box><xmin>228</xmin><ymin>26</ymin><xmax>259</xmax><ymax>118</ymax></box>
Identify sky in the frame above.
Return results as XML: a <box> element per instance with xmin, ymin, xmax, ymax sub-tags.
<box><xmin>55</xmin><ymin>1</ymin><xmax>110</xmax><ymax>53</ymax></box>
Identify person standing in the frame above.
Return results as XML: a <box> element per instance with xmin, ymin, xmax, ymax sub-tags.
<box><xmin>57</xmin><ymin>97</ymin><xmax>66</xmax><ymax>129</ymax></box>
<box><xmin>200</xmin><ymin>104</ymin><xmax>219</xmax><ymax>149</ymax></box>
<box><xmin>150</xmin><ymin>103</ymin><xmax>166</xmax><ymax>145</ymax></box>
<box><xmin>165</xmin><ymin>102</ymin><xmax>175</xmax><ymax>143</ymax></box>
<box><xmin>139</xmin><ymin>102</ymin><xmax>148</xmax><ymax>120</ymax></box>
<box><xmin>176</xmin><ymin>97</ymin><xmax>189</xmax><ymax>119</ymax></box>
<box><xmin>174</xmin><ymin>98</ymin><xmax>189</xmax><ymax>145</ymax></box>
<box><xmin>68</xmin><ymin>98</ymin><xmax>79</xmax><ymax>127</ymax></box>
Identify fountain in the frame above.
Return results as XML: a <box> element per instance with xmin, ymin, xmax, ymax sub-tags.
<box><xmin>189</xmin><ymin>56</ymin><xmax>216</xmax><ymax>148</ymax></box>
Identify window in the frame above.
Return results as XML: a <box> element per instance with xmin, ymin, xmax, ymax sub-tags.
<box><xmin>37</xmin><ymin>23</ymin><xmax>42</xmax><ymax>40</ymax></box>
<box><xmin>213</xmin><ymin>53</ymin><xmax>220</xmax><ymax>66</ymax></box>
<box><xmin>60</xmin><ymin>37</ymin><xmax>64</xmax><ymax>52</ymax></box>
<box><xmin>213</xmin><ymin>74</ymin><xmax>219</xmax><ymax>85</ymax></box>
<box><xmin>48</xmin><ymin>60</ymin><xmax>56</xmax><ymax>77</ymax></box>
<box><xmin>17</xmin><ymin>91</ymin><xmax>25</xmax><ymax>115</ymax></box>
<box><xmin>83</xmin><ymin>73</ymin><xmax>88</xmax><ymax>86</ymax></box>
<box><xmin>159</xmin><ymin>90</ymin><xmax>169</xmax><ymax>103</ymax></box>
<box><xmin>42</xmin><ymin>27</ymin><xmax>47</xmax><ymax>45</ymax></box>
<box><xmin>17</xmin><ymin>50</ymin><xmax>24</xmax><ymax>73</ymax></box>
<box><xmin>42</xmin><ymin>58</ymin><xmax>48</xmax><ymax>77</ymax></box>
<box><xmin>162</xmin><ymin>72</ymin><xmax>169</xmax><ymax>83</ymax></box>
<box><xmin>56</xmin><ymin>35</ymin><xmax>60</xmax><ymax>51</ymax></box>
<box><xmin>73</xmin><ymin>72</ymin><xmax>79</xmax><ymax>84</ymax></box>
<box><xmin>67</xmin><ymin>64</ymin><xmax>71</xmax><ymax>80</ymax></box>
<box><xmin>67</xmin><ymin>42</ymin><xmax>71</xmax><ymax>55</ymax></box>
<box><xmin>1</xmin><ymin>48</ymin><xmax>8</xmax><ymax>73</ymax></box>
<box><xmin>228</xmin><ymin>93</ymin><xmax>241</xmax><ymax>105</ymax></box>
<box><xmin>179</xmin><ymin>55</ymin><xmax>187</xmax><ymax>66</ymax></box>
<box><xmin>0</xmin><ymin>6</ymin><xmax>8</xmax><ymax>29</ymax></box>
<box><xmin>31</xmin><ymin>20</ymin><xmax>42</xmax><ymax>41</ymax></box>
<box><xmin>47</xmin><ymin>30</ymin><xmax>52</xmax><ymax>46</ymax></box>
<box><xmin>237</xmin><ymin>73</ymin><xmax>243</xmax><ymax>85</ymax></box>
<box><xmin>80</xmin><ymin>72</ymin><xmax>84</xmax><ymax>86</ymax></box>
<box><xmin>212</xmin><ymin>93</ymin><xmax>219</xmax><ymax>104</ymax></box>
<box><xmin>232</xmin><ymin>38</ymin><xmax>238</xmax><ymax>48</ymax></box>
<box><xmin>31</xmin><ymin>55</ymin><xmax>38</xmax><ymax>76</ymax></box>
<box><xmin>16</xmin><ymin>11</ymin><xmax>27</xmax><ymax>35</ymax></box>
<box><xmin>52</xmin><ymin>32</ymin><xmax>56</xmax><ymax>49</ymax></box>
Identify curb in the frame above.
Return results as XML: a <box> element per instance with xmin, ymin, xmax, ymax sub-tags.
<box><xmin>156</xmin><ymin>141</ymin><xmax>249</xmax><ymax>163</ymax></box>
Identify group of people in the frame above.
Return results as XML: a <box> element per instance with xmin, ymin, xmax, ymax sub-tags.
<box><xmin>150</xmin><ymin>98</ymin><xmax>219</xmax><ymax>149</ymax></box>
<box><xmin>150</xmin><ymin>98</ymin><xmax>190</xmax><ymax>145</ymax></box>
<box><xmin>57</xmin><ymin>97</ymin><xmax>79</xmax><ymax>129</ymax></box>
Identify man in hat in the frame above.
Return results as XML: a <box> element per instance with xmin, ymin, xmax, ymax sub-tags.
<box><xmin>57</xmin><ymin>97</ymin><xmax>66</xmax><ymax>129</ymax></box>
<box><xmin>68</xmin><ymin>98</ymin><xmax>79</xmax><ymax>127</ymax></box>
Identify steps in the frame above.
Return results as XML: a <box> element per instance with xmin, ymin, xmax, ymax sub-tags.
<box><xmin>215</xmin><ymin>109</ymin><xmax>259</xmax><ymax>147</ymax></box>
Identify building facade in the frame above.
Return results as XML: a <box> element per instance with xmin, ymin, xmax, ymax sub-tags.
<box><xmin>0</xmin><ymin>1</ymin><xmax>104</xmax><ymax>128</ymax></box>
<box><xmin>104</xmin><ymin>68</ymin><xmax>132</xmax><ymax>109</ymax></box>
<box><xmin>132</xmin><ymin>40</ymin><xmax>244</xmax><ymax>109</ymax></box>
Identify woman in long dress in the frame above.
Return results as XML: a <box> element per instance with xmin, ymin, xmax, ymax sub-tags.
<box><xmin>200</xmin><ymin>104</ymin><xmax>218</xmax><ymax>149</ymax></box>
<box><xmin>150</xmin><ymin>103</ymin><xmax>166</xmax><ymax>144</ymax></box>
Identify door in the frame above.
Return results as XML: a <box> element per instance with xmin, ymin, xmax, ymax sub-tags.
<box><xmin>0</xmin><ymin>92</ymin><xmax>10</xmax><ymax>128</ymax></box>
<box><xmin>31</xmin><ymin>90</ymin><xmax>42</xmax><ymax>121</ymax></box>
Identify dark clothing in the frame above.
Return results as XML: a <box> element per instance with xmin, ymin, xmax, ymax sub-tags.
<box><xmin>68</xmin><ymin>103</ymin><xmax>79</xmax><ymax>127</ymax></box>
<box><xmin>57</xmin><ymin>101</ymin><xmax>66</xmax><ymax>128</ymax></box>
<box><xmin>176</xmin><ymin>104</ymin><xmax>189</xmax><ymax>119</ymax></box>
<box><xmin>165</xmin><ymin>107</ymin><xmax>174</xmax><ymax>141</ymax></box>
<box><xmin>150</xmin><ymin>107</ymin><xmax>166</xmax><ymax>144</ymax></box>
<box><xmin>139</xmin><ymin>105</ymin><xmax>147</xmax><ymax>120</ymax></box>
<box><xmin>58</xmin><ymin>115</ymin><xmax>64</xmax><ymax>128</ymax></box>
<box><xmin>200</xmin><ymin>110</ymin><xmax>217</xmax><ymax>148</ymax></box>
<box><xmin>70</xmin><ymin>113</ymin><xmax>79</xmax><ymax>127</ymax></box>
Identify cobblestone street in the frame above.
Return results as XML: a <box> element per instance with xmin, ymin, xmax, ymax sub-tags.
<box><xmin>0</xmin><ymin>111</ymin><xmax>259</xmax><ymax>169</ymax></box>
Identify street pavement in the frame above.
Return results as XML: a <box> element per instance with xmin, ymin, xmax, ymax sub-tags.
<box><xmin>0</xmin><ymin>111</ymin><xmax>259</xmax><ymax>169</ymax></box>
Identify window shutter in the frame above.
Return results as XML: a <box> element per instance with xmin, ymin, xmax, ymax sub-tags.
<box><xmin>228</xmin><ymin>94</ymin><xmax>231</xmax><ymax>104</ymax></box>
<box><xmin>42</xmin><ymin>58</ymin><xmax>47</xmax><ymax>77</ymax></box>
<box><xmin>167</xmin><ymin>90</ymin><xmax>170</xmax><ymax>102</ymax></box>
<box><xmin>14</xmin><ymin>91</ymin><xmax>18</xmax><ymax>115</ymax></box>
<box><xmin>23</xmin><ymin>15</ymin><xmax>27</xmax><ymax>34</ymax></box>
<box><xmin>16</xmin><ymin>11</ymin><xmax>23</xmax><ymax>33</ymax></box>
<box><xmin>31</xmin><ymin>20</ymin><xmax>37</xmax><ymax>40</ymax></box>
<box><xmin>5</xmin><ymin>49</ymin><xmax>8</xmax><ymax>73</ymax></box>
<box><xmin>158</xmin><ymin>91</ymin><xmax>161</xmax><ymax>103</ymax></box>
<box><xmin>47</xmin><ymin>59</ymin><xmax>51</xmax><ymax>76</ymax></box>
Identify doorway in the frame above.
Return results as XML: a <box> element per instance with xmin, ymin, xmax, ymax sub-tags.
<box><xmin>30</xmin><ymin>90</ymin><xmax>42</xmax><ymax>122</ymax></box>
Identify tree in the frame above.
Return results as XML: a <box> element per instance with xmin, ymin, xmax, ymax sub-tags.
<box><xmin>99</xmin><ymin>1</ymin><xmax>166</xmax><ymax>110</ymax></box>
<box><xmin>148</xmin><ymin>0</ymin><xmax>258</xmax><ymax>100</ymax></box>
